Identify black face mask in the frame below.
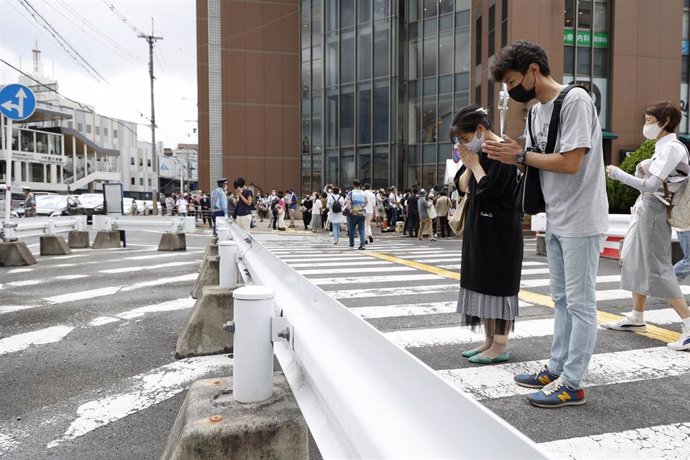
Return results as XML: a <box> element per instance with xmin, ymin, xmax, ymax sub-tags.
<box><xmin>508</xmin><ymin>71</ymin><xmax>536</xmax><ymax>103</ymax></box>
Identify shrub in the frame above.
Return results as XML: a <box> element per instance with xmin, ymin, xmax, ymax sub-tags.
<box><xmin>606</xmin><ymin>140</ymin><xmax>656</xmax><ymax>214</ymax></box>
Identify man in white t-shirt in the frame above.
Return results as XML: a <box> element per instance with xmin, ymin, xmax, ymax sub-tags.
<box><xmin>176</xmin><ymin>195</ymin><xmax>188</xmax><ymax>217</ymax></box>
<box><xmin>363</xmin><ymin>183</ymin><xmax>377</xmax><ymax>243</ymax></box>
<box><xmin>484</xmin><ymin>40</ymin><xmax>608</xmax><ymax>409</ymax></box>
<box><xmin>388</xmin><ymin>186</ymin><xmax>400</xmax><ymax>227</ymax></box>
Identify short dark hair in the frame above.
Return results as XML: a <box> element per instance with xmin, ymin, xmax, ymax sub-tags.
<box><xmin>412</xmin><ymin>187</ymin><xmax>418</xmax><ymax>194</ymax></box>
<box><xmin>353</xmin><ymin>179</ymin><xmax>361</xmax><ymax>187</ymax></box>
<box><xmin>363</xmin><ymin>183</ymin><xmax>371</xmax><ymax>190</ymax></box>
<box><xmin>645</xmin><ymin>100</ymin><xmax>682</xmax><ymax>134</ymax></box>
<box><xmin>235</xmin><ymin>177</ymin><xmax>245</xmax><ymax>188</ymax></box>
<box><xmin>332</xmin><ymin>186</ymin><xmax>340</xmax><ymax>194</ymax></box>
<box><xmin>492</xmin><ymin>40</ymin><xmax>551</xmax><ymax>82</ymax></box>
<box><xmin>450</xmin><ymin>105</ymin><xmax>493</xmax><ymax>142</ymax></box>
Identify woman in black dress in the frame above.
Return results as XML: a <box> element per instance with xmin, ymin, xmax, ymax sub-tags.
<box><xmin>451</xmin><ymin>105</ymin><xmax>523</xmax><ymax>364</ymax></box>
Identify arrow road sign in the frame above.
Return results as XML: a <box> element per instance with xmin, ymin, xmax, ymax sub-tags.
<box><xmin>0</xmin><ymin>83</ymin><xmax>37</xmax><ymax>121</ymax></box>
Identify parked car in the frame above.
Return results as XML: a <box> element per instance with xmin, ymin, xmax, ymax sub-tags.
<box><xmin>75</xmin><ymin>193</ymin><xmax>104</xmax><ymax>224</ymax></box>
<box><xmin>35</xmin><ymin>194</ymin><xmax>82</xmax><ymax>217</ymax></box>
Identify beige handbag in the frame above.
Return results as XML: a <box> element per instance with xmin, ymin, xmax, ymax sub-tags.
<box><xmin>449</xmin><ymin>193</ymin><xmax>469</xmax><ymax>237</ymax></box>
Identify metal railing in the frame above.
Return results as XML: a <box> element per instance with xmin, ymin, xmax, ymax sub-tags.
<box><xmin>92</xmin><ymin>214</ymin><xmax>196</xmax><ymax>234</ymax></box>
<box><xmin>1</xmin><ymin>215</ymin><xmax>86</xmax><ymax>241</ymax></box>
<box><xmin>220</xmin><ymin>218</ymin><xmax>547</xmax><ymax>459</ymax></box>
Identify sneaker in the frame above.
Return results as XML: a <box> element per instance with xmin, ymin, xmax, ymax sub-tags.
<box><xmin>358</xmin><ymin>246</ymin><xmax>366</xmax><ymax>250</ymax></box>
<box><xmin>368</xmin><ymin>236</ymin><xmax>374</xmax><ymax>243</ymax></box>
<box><xmin>603</xmin><ymin>315</ymin><xmax>647</xmax><ymax>333</ymax></box>
<box><xmin>668</xmin><ymin>325</ymin><xmax>690</xmax><ymax>351</ymax></box>
<box><xmin>526</xmin><ymin>377</ymin><xmax>586</xmax><ymax>408</ymax></box>
<box><xmin>514</xmin><ymin>364</ymin><xmax>560</xmax><ymax>389</ymax></box>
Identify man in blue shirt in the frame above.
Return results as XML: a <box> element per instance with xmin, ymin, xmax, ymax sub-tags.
<box><xmin>287</xmin><ymin>188</ymin><xmax>298</xmax><ymax>228</ymax></box>
<box><xmin>210</xmin><ymin>177</ymin><xmax>228</xmax><ymax>236</ymax></box>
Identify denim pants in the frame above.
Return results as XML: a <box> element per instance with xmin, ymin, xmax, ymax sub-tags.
<box><xmin>545</xmin><ymin>229</ymin><xmax>602</xmax><ymax>389</ymax></box>
<box><xmin>390</xmin><ymin>207</ymin><xmax>398</xmax><ymax>226</ymax></box>
<box><xmin>347</xmin><ymin>215</ymin><xmax>366</xmax><ymax>248</ymax></box>
<box><xmin>332</xmin><ymin>223</ymin><xmax>341</xmax><ymax>243</ymax></box>
<box><xmin>674</xmin><ymin>230</ymin><xmax>690</xmax><ymax>281</ymax></box>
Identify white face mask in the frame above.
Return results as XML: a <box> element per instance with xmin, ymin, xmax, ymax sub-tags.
<box><xmin>642</xmin><ymin>122</ymin><xmax>664</xmax><ymax>140</ymax></box>
<box><xmin>464</xmin><ymin>130</ymin><xmax>485</xmax><ymax>153</ymax></box>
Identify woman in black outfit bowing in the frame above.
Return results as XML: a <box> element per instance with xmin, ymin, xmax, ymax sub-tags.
<box><xmin>452</xmin><ymin>105</ymin><xmax>523</xmax><ymax>364</ymax></box>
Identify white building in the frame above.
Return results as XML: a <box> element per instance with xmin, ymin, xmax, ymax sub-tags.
<box><xmin>158</xmin><ymin>145</ymin><xmax>198</xmax><ymax>193</ymax></box>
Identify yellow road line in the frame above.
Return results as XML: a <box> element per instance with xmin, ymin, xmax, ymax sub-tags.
<box><xmin>367</xmin><ymin>252</ymin><xmax>680</xmax><ymax>344</ymax></box>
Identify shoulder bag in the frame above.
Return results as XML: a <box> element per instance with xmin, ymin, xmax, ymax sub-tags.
<box><xmin>514</xmin><ymin>84</ymin><xmax>582</xmax><ymax>215</ymax></box>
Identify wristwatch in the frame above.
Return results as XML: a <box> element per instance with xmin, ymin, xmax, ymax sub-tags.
<box><xmin>515</xmin><ymin>150</ymin><xmax>527</xmax><ymax>165</ymax></box>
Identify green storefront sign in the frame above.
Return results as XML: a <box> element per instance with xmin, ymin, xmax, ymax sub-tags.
<box><xmin>563</xmin><ymin>29</ymin><xmax>609</xmax><ymax>48</ymax></box>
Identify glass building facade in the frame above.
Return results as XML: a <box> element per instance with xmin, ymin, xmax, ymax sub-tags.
<box><xmin>300</xmin><ymin>0</ymin><xmax>471</xmax><ymax>194</ymax></box>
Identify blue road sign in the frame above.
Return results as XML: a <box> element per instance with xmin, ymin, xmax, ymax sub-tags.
<box><xmin>0</xmin><ymin>83</ymin><xmax>37</xmax><ymax>121</ymax></box>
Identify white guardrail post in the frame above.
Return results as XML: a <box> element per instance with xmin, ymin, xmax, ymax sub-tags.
<box><xmin>231</xmin><ymin>286</ymin><xmax>276</xmax><ymax>403</ymax></box>
<box><xmin>218</xmin><ymin>240</ymin><xmax>238</xmax><ymax>289</ymax></box>
<box><xmin>225</xmin><ymin>221</ymin><xmax>548</xmax><ymax>459</ymax></box>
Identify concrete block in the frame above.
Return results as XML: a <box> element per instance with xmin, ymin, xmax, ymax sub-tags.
<box><xmin>175</xmin><ymin>285</ymin><xmax>239</xmax><ymax>359</ymax></box>
<box><xmin>161</xmin><ymin>373</ymin><xmax>308</xmax><ymax>460</ymax></box>
<box><xmin>192</xmin><ymin>257</ymin><xmax>219</xmax><ymax>299</ymax></box>
<box><xmin>92</xmin><ymin>231</ymin><xmax>121</xmax><ymax>249</ymax></box>
<box><xmin>68</xmin><ymin>230</ymin><xmax>90</xmax><ymax>248</ymax></box>
<box><xmin>159</xmin><ymin>233</ymin><xmax>187</xmax><ymax>251</ymax></box>
<box><xmin>40</xmin><ymin>235</ymin><xmax>72</xmax><ymax>256</ymax></box>
<box><xmin>0</xmin><ymin>241</ymin><xmax>37</xmax><ymax>266</ymax></box>
<box><xmin>202</xmin><ymin>243</ymin><xmax>218</xmax><ymax>260</ymax></box>
<box><xmin>536</xmin><ymin>233</ymin><xmax>547</xmax><ymax>256</ymax></box>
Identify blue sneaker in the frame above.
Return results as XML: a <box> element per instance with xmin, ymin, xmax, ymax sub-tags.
<box><xmin>514</xmin><ymin>364</ymin><xmax>559</xmax><ymax>389</ymax></box>
<box><xmin>526</xmin><ymin>378</ymin><xmax>586</xmax><ymax>408</ymax></box>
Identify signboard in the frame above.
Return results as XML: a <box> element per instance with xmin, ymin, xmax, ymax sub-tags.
<box><xmin>11</xmin><ymin>151</ymin><xmax>67</xmax><ymax>165</ymax></box>
<box><xmin>103</xmin><ymin>182</ymin><xmax>124</xmax><ymax>216</ymax></box>
<box><xmin>0</xmin><ymin>84</ymin><xmax>37</xmax><ymax>121</ymax></box>
<box><xmin>563</xmin><ymin>29</ymin><xmax>609</xmax><ymax>48</ymax></box>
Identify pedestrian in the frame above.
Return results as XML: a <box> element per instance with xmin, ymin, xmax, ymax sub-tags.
<box><xmin>376</xmin><ymin>189</ymin><xmax>387</xmax><ymax>227</ymax></box>
<box><xmin>310</xmin><ymin>192</ymin><xmax>322</xmax><ymax>232</ymax></box>
<box><xmin>484</xmin><ymin>40</ymin><xmax>609</xmax><ymax>407</ymax></box>
<box><xmin>345</xmin><ymin>179</ymin><xmax>368</xmax><ymax>249</ymax></box>
<box><xmin>176</xmin><ymin>194</ymin><xmax>188</xmax><ymax>217</ymax></box>
<box><xmin>388</xmin><ymin>186</ymin><xmax>400</xmax><ymax>228</ymax></box>
<box><xmin>200</xmin><ymin>192</ymin><xmax>210</xmax><ymax>226</ymax></box>
<box><xmin>605</xmin><ymin>100</ymin><xmax>690</xmax><ymax>351</ymax></box>
<box><xmin>321</xmin><ymin>190</ymin><xmax>330</xmax><ymax>231</ymax></box>
<box><xmin>227</xmin><ymin>189</ymin><xmax>237</xmax><ymax>219</ymax></box>
<box><xmin>267</xmin><ymin>189</ymin><xmax>278</xmax><ymax>229</ymax></box>
<box><xmin>287</xmin><ymin>188</ymin><xmax>298</xmax><ymax>228</ymax></box>
<box><xmin>22</xmin><ymin>187</ymin><xmax>36</xmax><ymax>217</ymax></box>
<box><xmin>451</xmin><ymin>105</ymin><xmax>523</xmax><ymax>364</ymax></box>
<box><xmin>210</xmin><ymin>177</ymin><xmax>228</xmax><ymax>236</ymax></box>
<box><xmin>406</xmin><ymin>188</ymin><xmax>420</xmax><ymax>238</ymax></box>
<box><xmin>328</xmin><ymin>187</ymin><xmax>346</xmax><ymax>244</ymax></box>
<box><xmin>417</xmin><ymin>190</ymin><xmax>436</xmax><ymax>241</ymax></box>
<box><xmin>301</xmin><ymin>193</ymin><xmax>313</xmax><ymax>230</ymax></box>
<box><xmin>435</xmin><ymin>191</ymin><xmax>452</xmax><ymax>238</ymax></box>
<box><xmin>276</xmin><ymin>191</ymin><xmax>287</xmax><ymax>231</ymax></box>
<box><xmin>233</xmin><ymin>177</ymin><xmax>253</xmax><ymax>233</ymax></box>
<box><xmin>165</xmin><ymin>194</ymin><xmax>174</xmax><ymax>216</ymax></box>
<box><xmin>363</xmin><ymin>183</ymin><xmax>376</xmax><ymax>244</ymax></box>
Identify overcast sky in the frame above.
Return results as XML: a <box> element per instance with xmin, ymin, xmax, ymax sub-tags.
<box><xmin>0</xmin><ymin>0</ymin><xmax>198</xmax><ymax>148</ymax></box>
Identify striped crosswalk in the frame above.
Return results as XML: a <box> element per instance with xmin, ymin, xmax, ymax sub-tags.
<box><xmin>256</xmin><ymin>232</ymin><xmax>690</xmax><ymax>458</ymax></box>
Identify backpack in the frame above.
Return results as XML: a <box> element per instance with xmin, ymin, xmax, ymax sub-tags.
<box><xmin>664</xmin><ymin>141</ymin><xmax>690</xmax><ymax>228</ymax></box>
<box><xmin>331</xmin><ymin>196</ymin><xmax>343</xmax><ymax>213</ymax></box>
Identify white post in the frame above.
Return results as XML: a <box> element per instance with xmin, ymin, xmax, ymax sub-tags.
<box><xmin>232</xmin><ymin>285</ymin><xmax>275</xmax><ymax>403</ymax></box>
<box><xmin>218</xmin><ymin>240</ymin><xmax>238</xmax><ymax>289</ymax></box>
<box><xmin>217</xmin><ymin>227</ymin><xmax>229</xmax><ymax>241</ymax></box>
<box><xmin>3</xmin><ymin>117</ymin><xmax>12</xmax><ymax>239</ymax></box>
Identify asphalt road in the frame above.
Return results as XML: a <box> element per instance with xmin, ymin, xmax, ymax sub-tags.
<box><xmin>1</xmin><ymin>223</ymin><xmax>689</xmax><ymax>459</ymax></box>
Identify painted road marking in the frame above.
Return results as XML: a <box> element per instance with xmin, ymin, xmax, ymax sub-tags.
<box><xmin>0</xmin><ymin>326</ymin><xmax>74</xmax><ymax>356</ymax></box>
<box><xmin>297</xmin><ymin>266</ymin><xmax>415</xmax><ymax>276</ymax></box>
<box><xmin>350</xmin><ymin>299</ymin><xmax>534</xmax><ymax>319</ymax></box>
<box><xmin>89</xmin><ymin>298</ymin><xmax>195</xmax><ymax>326</ymax></box>
<box><xmin>439</xmin><ymin>347</ymin><xmax>690</xmax><ymax>400</ymax></box>
<box><xmin>328</xmin><ymin>284</ymin><xmax>459</xmax><ymax>299</ymax></box>
<box><xmin>311</xmin><ymin>273</ymin><xmax>442</xmax><ymax>286</ymax></box>
<box><xmin>99</xmin><ymin>260</ymin><xmax>199</xmax><ymax>274</ymax></box>
<box><xmin>3</xmin><ymin>274</ymin><xmax>89</xmax><ymax>288</ymax></box>
<box><xmin>0</xmin><ymin>305</ymin><xmax>42</xmax><ymax>315</ymax></box>
<box><xmin>46</xmin><ymin>355</ymin><xmax>231</xmax><ymax>449</ymax></box>
<box><xmin>290</xmin><ymin>260</ymin><xmax>392</xmax><ymax>268</ymax></box>
<box><xmin>520</xmin><ymin>275</ymin><xmax>621</xmax><ymax>288</ymax></box>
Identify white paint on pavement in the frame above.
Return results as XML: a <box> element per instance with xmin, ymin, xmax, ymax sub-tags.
<box><xmin>89</xmin><ymin>317</ymin><xmax>121</xmax><ymax>327</ymax></box>
<box><xmin>122</xmin><ymin>251</ymin><xmax>202</xmax><ymax>261</ymax></box>
<box><xmin>99</xmin><ymin>260</ymin><xmax>199</xmax><ymax>274</ymax></box>
<box><xmin>644</xmin><ymin>308</ymin><xmax>686</xmax><ymax>326</ymax></box>
<box><xmin>520</xmin><ymin>268</ymin><xmax>551</xmax><ymax>275</ymax></box>
<box><xmin>521</xmin><ymin>275</ymin><xmax>621</xmax><ymax>288</ymax></box>
<box><xmin>5</xmin><ymin>274</ymin><xmax>89</xmax><ymax>288</ymax></box>
<box><xmin>311</xmin><ymin>273</ymin><xmax>442</xmax><ymax>286</ymax></box>
<box><xmin>121</xmin><ymin>273</ymin><xmax>197</xmax><ymax>291</ymax></box>
<box><xmin>385</xmin><ymin>318</ymin><xmax>557</xmax><ymax>349</ymax></box>
<box><xmin>597</xmin><ymin>285</ymin><xmax>690</xmax><ymax>301</ymax></box>
<box><xmin>89</xmin><ymin>298</ymin><xmax>196</xmax><ymax>326</ymax></box>
<box><xmin>289</xmin><ymin>260</ymin><xmax>391</xmax><ymax>268</ymax></box>
<box><xmin>351</xmin><ymin>300</ymin><xmax>534</xmax><ymax>319</ymax></box>
<box><xmin>47</xmin><ymin>355</ymin><xmax>231</xmax><ymax>448</ymax></box>
<box><xmin>440</xmin><ymin>346</ymin><xmax>690</xmax><ymax>400</ymax></box>
<box><xmin>297</xmin><ymin>266</ymin><xmax>414</xmax><ymax>276</ymax></box>
<box><xmin>0</xmin><ymin>326</ymin><xmax>74</xmax><ymax>356</ymax></box>
<box><xmin>6</xmin><ymin>268</ymin><xmax>33</xmax><ymax>274</ymax></box>
<box><xmin>0</xmin><ymin>433</ymin><xmax>19</xmax><ymax>456</ymax></box>
<box><xmin>0</xmin><ymin>305</ymin><xmax>41</xmax><ymax>315</ymax></box>
<box><xmin>540</xmin><ymin>422</ymin><xmax>690</xmax><ymax>460</ymax></box>
<box><xmin>329</xmin><ymin>283</ymin><xmax>459</xmax><ymax>299</ymax></box>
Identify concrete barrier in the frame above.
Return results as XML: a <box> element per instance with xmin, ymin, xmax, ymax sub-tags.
<box><xmin>191</xmin><ymin>257</ymin><xmax>219</xmax><ymax>299</ymax></box>
<box><xmin>0</xmin><ymin>241</ymin><xmax>37</xmax><ymax>266</ymax></box>
<box><xmin>68</xmin><ymin>230</ymin><xmax>90</xmax><ymax>248</ymax></box>
<box><xmin>161</xmin><ymin>373</ymin><xmax>308</xmax><ymax>460</ymax></box>
<box><xmin>39</xmin><ymin>235</ymin><xmax>72</xmax><ymax>256</ymax></box>
<box><xmin>92</xmin><ymin>230</ymin><xmax>122</xmax><ymax>249</ymax></box>
<box><xmin>159</xmin><ymin>233</ymin><xmax>186</xmax><ymax>251</ymax></box>
<box><xmin>175</xmin><ymin>285</ymin><xmax>238</xmax><ymax>358</ymax></box>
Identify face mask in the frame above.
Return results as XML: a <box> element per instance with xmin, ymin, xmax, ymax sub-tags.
<box><xmin>642</xmin><ymin>122</ymin><xmax>664</xmax><ymax>140</ymax></box>
<box><xmin>464</xmin><ymin>131</ymin><xmax>485</xmax><ymax>153</ymax></box>
<box><xmin>508</xmin><ymin>71</ymin><xmax>536</xmax><ymax>103</ymax></box>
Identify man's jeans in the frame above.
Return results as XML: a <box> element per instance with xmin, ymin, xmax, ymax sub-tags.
<box><xmin>347</xmin><ymin>215</ymin><xmax>366</xmax><ymax>248</ymax></box>
<box><xmin>674</xmin><ymin>230</ymin><xmax>690</xmax><ymax>281</ymax></box>
<box><xmin>210</xmin><ymin>210</ymin><xmax>225</xmax><ymax>235</ymax></box>
<box><xmin>390</xmin><ymin>207</ymin><xmax>398</xmax><ymax>226</ymax></box>
<box><xmin>545</xmin><ymin>229</ymin><xmax>602</xmax><ymax>389</ymax></box>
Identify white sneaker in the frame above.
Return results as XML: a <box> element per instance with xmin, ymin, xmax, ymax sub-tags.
<box><xmin>668</xmin><ymin>325</ymin><xmax>690</xmax><ymax>351</ymax></box>
<box><xmin>603</xmin><ymin>315</ymin><xmax>647</xmax><ymax>332</ymax></box>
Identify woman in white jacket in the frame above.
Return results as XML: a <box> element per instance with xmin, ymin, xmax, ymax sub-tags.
<box><xmin>327</xmin><ymin>186</ymin><xmax>346</xmax><ymax>245</ymax></box>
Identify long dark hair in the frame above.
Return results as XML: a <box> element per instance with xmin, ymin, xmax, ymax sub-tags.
<box><xmin>449</xmin><ymin>105</ymin><xmax>493</xmax><ymax>143</ymax></box>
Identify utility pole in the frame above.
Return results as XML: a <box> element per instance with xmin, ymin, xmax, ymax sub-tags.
<box><xmin>139</xmin><ymin>18</ymin><xmax>162</xmax><ymax>211</ymax></box>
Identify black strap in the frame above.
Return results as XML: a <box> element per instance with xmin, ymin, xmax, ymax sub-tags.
<box><xmin>528</xmin><ymin>84</ymin><xmax>585</xmax><ymax>154</ymax></box>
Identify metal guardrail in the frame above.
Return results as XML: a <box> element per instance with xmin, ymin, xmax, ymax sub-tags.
<box><xmin>222</xmin><ymin>219</ymin><xmax>547</xmax><ymax>459</ymax></box>
<box><xmin>92</xmin><ymin>215</ymin><xmax>196</xmax><ymax>234</ymax></box>
<box><xmin>1</xmin><ymin>215</ymin><xmax>86</xmax><ymax>241</ymax></box>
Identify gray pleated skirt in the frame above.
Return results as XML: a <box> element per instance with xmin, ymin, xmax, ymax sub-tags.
<box><xmin>456</xmin><ymin>287</ymin><xmax>519</xmax><ymax>335</ymax></box>
<box><xmin>621</xmin><ymin>193</ymin><xmax>683</xmax><ymax>298</ymax></box>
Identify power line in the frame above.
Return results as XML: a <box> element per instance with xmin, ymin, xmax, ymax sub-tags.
<box><xmin>101</xmin><ymin>0</ymin><xmax>144</xmax><ymax>36</ymax></box>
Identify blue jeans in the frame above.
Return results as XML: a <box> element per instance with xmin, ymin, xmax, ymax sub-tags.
<box><xmin>545</xmin><ymin>229</ymin><xmax>602</xmax><ymax>389</ymax></box>
<box><xmin>390</xmin><ymin>207</ymin><xmax>398</xmax><ymax>226</ymax></box>
<box><xmin>332</xmin><ymin>223</ymin><xmax>341</xmax><ymax>243</ymax></box>
<box><xmin>674</xmin><ymin>230</ymin><xmax>690</xmax><ymax>281</ymax></box>
<box><xmin>347</xmin><ymin>215</ymin><xmax>366</xmax><ymax>248</ymax></box>
<box><xmin>210</xmin><ymin>210</ymin><xmax>225</xmax><ymax>235</ymax></box>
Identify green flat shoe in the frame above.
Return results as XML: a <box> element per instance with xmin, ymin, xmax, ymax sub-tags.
<box><xmin>461</xmin><ymin>349</ymin><xmax>481</xmax><ymax>358</ymax></box>
<box><xmin>468</xmin><ymin>351</ymin><xmax>510</xmax><ymax>364</ymax></box>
